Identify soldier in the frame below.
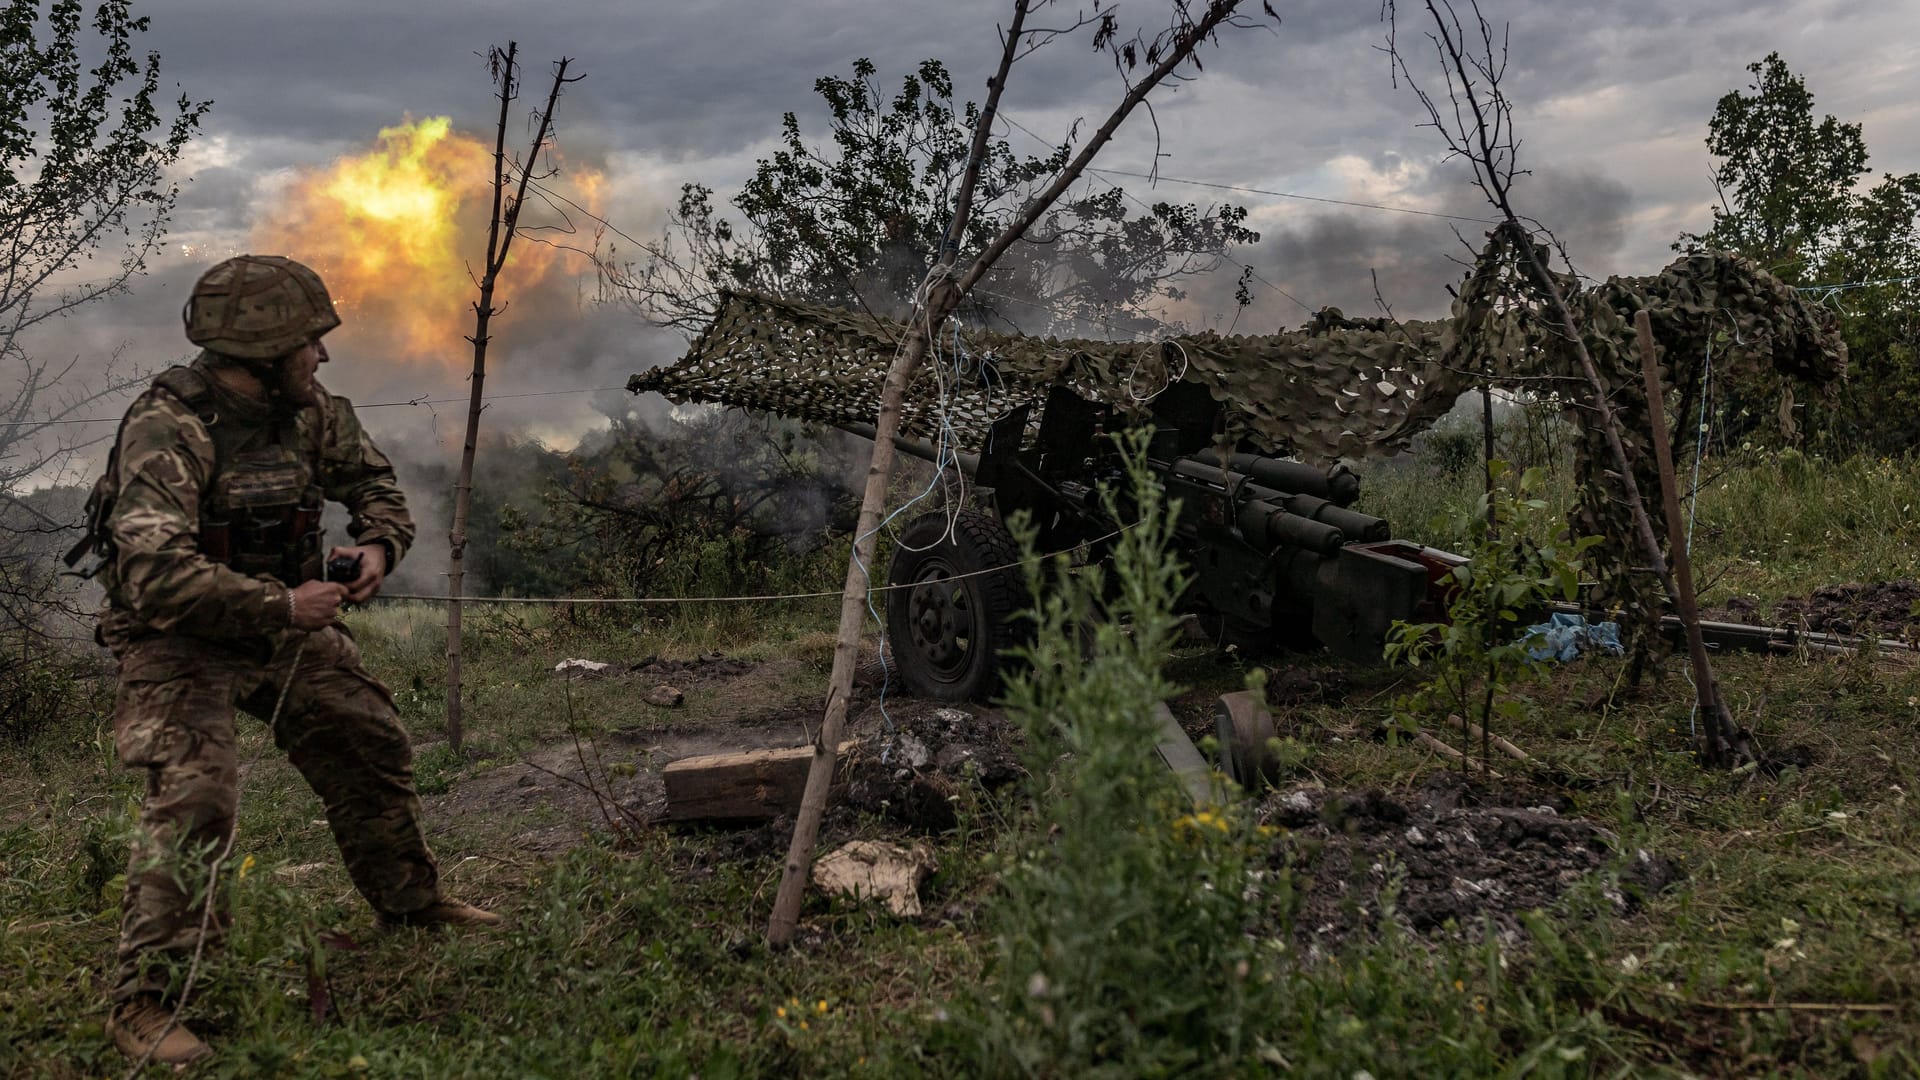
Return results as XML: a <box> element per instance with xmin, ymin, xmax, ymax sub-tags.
<box><xmin>70</xmin><ymin>255</ymin><xmax>500</xmax><ymax>1066</ymax></box>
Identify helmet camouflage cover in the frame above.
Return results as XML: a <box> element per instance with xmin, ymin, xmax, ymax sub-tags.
<box><xmin>183</xmin><ymin>255</ymin><xmax>341</xmax><ymax>360</ymax></box>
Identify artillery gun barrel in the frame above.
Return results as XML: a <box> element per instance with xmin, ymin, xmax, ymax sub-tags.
<box><xmin>1190</xmin><ymin>450</ymin><xmax>1361</xmax><ymax>507</ymax></box>
<box><xmin>1168</xmin><ymin>458</ymin><xmax>1388</xmax><ymax>551</ymax></box>
<box><xmin>1238</xmin><ymin>497</ymin><xmax>1346</xmax><ymax>555</ymax></box>
<box><xmin>1274</xmin><ymin>490</ymin><xmax>1391</xmax><ymax>544</ymax></box>
<box><xmin>1166</xmin><ymin>459</ymin><xmax>1346</xmax><ymax>555</ymax></box>
<box><xmin>841</xmin><ymin>423</ymin><xmax>980</xmax><ymax>476</ymax></box>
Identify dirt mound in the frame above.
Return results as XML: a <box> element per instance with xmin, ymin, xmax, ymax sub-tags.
<box><xmin>626</xmin><ymin>652</ymin><xmax>759</xmax><ymax>686</ymax></box>
<box><xmin>1766</xmin><ymin>580</ymin><xmax>1920</xmax><ymax>641</ymax></box>
<box><xmin>1259</xmin><ymin>777</ymin><xmax>1677</xmax><ymax>947</ymax></box>
<box><xmin>844</xmin><ymin>701</ymin><xmax>1024</xmax><ymax>829</ymax></box>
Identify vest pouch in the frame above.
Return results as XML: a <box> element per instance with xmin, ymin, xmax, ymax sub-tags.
<box><xmin>290</xmin><ymin>486</ymin><xmax>325</xmax><ymax>584</ymax></box>
<box><xmin>200</xmin><ymin>519</ymin><xmax>233</xmax><ymax>564</ymax></box>
<box><xmin>207</xmin><ymin>459</ymin><xmax>313</xmax><ymax>584</ymax></box>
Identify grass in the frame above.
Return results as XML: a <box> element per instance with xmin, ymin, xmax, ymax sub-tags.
<box><xmin>7</xmin><ymin>448</ymin><xmax>1920</xmax><ymax>1075</ymax></box>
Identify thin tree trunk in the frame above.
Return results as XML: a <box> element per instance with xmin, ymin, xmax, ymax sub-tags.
<box><xmin>1480</xmin><ymin>370</ymin><xmax>1496</xmax><ymax>525</ymax></box>
<box><xmin>766</xmin><ymin>0</ymin><xmax>1248</xmax><ymax>946</ymax></box>
<box><xmin>1394</xmin><ymin>2</ymin><xmax>1736</xmax><ymax>766</ymax></box>
<box><xmin>447</xmin><ymin>44</ymin><xmax>574</xmax><ymax>752</ymax></box>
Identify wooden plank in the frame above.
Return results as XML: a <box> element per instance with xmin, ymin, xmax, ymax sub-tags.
<box><xmin>663</xmin><ymin>741</ymin><xmax>855</xmax><ymax>822</ymax></box>
<box><xmin>1153</xmin><ymin>703</ymin><xmax>1214</xmax><ymax>807</ymax></box>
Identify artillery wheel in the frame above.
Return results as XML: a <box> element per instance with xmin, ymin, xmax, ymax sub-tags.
<box><xmin>885</xmin><ymin>510</ymin><xmax>1027</xmax><ymax>701</ymax></box>
<box><xmin>1214</xmin><ymin>690</ymin><xmax>1281</xmax><ymax>790</ymax></box>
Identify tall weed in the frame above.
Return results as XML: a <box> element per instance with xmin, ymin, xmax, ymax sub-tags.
<box><xmin>945</xmin><ymin>431</ymin><xmax>1271</xmax><ymax>1075</ymax></box>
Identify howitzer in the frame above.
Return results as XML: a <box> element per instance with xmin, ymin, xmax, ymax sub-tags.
<box><xmin>846</xmin><ymin>380</ymin><xmax>1464</xmax><ymax>701</ymax></box>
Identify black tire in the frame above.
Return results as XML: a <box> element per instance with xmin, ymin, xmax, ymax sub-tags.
<box><xmin>885</xmin><ymin>510</ymin><xmax>1027</xmax><ymax>701</ymax></box>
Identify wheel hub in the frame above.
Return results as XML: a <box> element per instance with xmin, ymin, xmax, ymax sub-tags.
<box><xmin>906</xmin><ymin>560</ymin><xmax>974</xmax><ymax>678</ymax></box>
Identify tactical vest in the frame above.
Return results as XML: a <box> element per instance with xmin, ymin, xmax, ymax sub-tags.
<box><xmin>67</xmin><ymin>365</ymin><xmax>326</xmax><ymax>586</ymax></box>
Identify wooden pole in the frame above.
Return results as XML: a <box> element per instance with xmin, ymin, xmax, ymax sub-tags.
<box><xmin>765</xmin><ymin>0</ymin><xmax>1031</xmax><ymax>947</ymax></box>
<box><xmin>765</xmin><ymin>0</ymin><xmax>1250</xmax><ymax>946</ymax></box>
<box><xmin>1635</xmin><ymin>309</ymin><xmax>1733</xmax><ymax>765</ymax></box>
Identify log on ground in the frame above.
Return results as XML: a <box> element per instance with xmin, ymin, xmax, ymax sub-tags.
<box><xmin>663</xmin><ymin>741</ymin><xmax>857</xmax><ymax>821</ymax></box>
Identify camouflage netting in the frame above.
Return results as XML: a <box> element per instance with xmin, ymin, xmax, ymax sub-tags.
<box><xmin>629</xmin><ymin>227</ymin><xmax>1841</xmax><ymax>463</ymax></box>
<box><xmin>629</xmin><ymin>223</ymin><xmax>1846</xmax><ymax>647</ymax></box>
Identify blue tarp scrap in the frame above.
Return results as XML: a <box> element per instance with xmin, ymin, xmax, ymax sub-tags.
<box><xmin>1524</xmin><ymin>612</ymin><xmax>1624</xmax><ymax>662</ymax></box>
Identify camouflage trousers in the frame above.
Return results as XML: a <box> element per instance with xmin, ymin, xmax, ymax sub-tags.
<box><xmin>109</xmin><ymin>624</ymin><xmax>439</xmax><ymax>1002</ymax></box>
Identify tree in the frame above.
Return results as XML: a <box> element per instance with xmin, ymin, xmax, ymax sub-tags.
<box><xmin>445</xmin><ymin>43</ymin><xmax>582</xmax><ymax>752</ymax></box>
<box><xmin>611</xmin><ymin>57</ymin><xmax>1257</xmax><ymax>337</ymax></box>
<box><xmin>1678</xmin><ymin>52</ymin><xmax>1868</xmax><ymax>279</ymax></box>
<box><xmin>1386</xmin><ymin>0</ymin><xmax>1742</xmax><ymax>763</ymax></box>
<box><xmin>1677</xmin><ymin>53</ymin><xmax>1920</xmax><ymax>453</ymax></box>
<box><xmin>757</xmin><ymin>0</ymin><xmax>1272</xmax><ymax>949</ymax></box>
<box><xmin>0</xmin><ymin>1</ymin><xmax>204</xmax><ymax>652</ymax></box>
<box><xmin>496</xmin><ymin>412</ymin><xmax>857</xmax><ymax>601</ymax></box>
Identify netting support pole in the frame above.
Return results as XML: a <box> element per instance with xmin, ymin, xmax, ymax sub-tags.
<box><xmin>1635</xmin><ymin>309</ymin><xmax>1731</xmax><ymax>766</ymax></box>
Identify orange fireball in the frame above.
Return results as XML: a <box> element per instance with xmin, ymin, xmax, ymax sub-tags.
<box><xmin>251</xmin><ymin>116</ymin><xmax>598</xmax><ymax>370</ymax></box>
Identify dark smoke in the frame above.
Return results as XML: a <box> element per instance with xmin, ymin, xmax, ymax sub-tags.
<box><xmin>1180</xmin><ymin>164</ymin><xmax>1635</xmax><ymax>331</ymax></box>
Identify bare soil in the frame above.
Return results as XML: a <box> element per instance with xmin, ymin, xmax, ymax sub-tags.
<box><xmin>1257</xmin><ymin>774</ymin><xmax>1679</xmax><ymax>948</ymax></box>
<box><xmin>423</xmin><ymin>650</ymin><xmax>1676</xmax><ymax>942</ymax></box>
<box><xmin>1718</xmin><ymin>579</ymin><xmax>1920</xmax><ymax>642</ymax></box>
<box><xmin>423</xmin><ymin>650</ymin><xmax>1025</xmax><ymax>862</ymax></box>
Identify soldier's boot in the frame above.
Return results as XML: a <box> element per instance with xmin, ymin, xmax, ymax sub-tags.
<box><xmin>108</xmin><ymin>994</ymin><xmax>213</xmax><ymax>1067</ymax></box>
<box><xmin>380</xmin><ymin>897</ymin><xmax>504</xmax><ymax>929</ymax></box>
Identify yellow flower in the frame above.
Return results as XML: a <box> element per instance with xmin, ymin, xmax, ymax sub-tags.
<box><xmin>775</xmin><ymin>1006</ymin><xmax>787</xmax><ymax>1019</ymax></box>
<box><xmin>237</xmin><ymin>855</ymin><xmax>256</xmax><ymax>881</ymax></box>
<box><xmin>816</xmin><ymin>999</ymin><xmax>828</xmax><ymax>1015</ymax></box>
<box><xmin>1453</xmin><ymin>979</ymin><xmax>1464</xmax><ymax>991</ymax></box>
<box><xmin>799</xmin><ymin>1020</ymin><xmax>810</xmax><ymax>1031</ymax></box>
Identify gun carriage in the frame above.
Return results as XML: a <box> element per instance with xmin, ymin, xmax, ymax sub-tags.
<box><xmin>845</xmin><ymin>379</ymin><xmax>1463</xmax><ymax>701</ymax></box>
<box><xmin>628</xmin><ymin>240</ymin><xmax>1847</xmax><ymax>705</ymax></box>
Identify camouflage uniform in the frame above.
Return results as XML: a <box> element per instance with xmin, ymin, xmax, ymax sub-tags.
<box><xmin>95</xmin><ymin>352</ymin><xmax>437</xmax><ymax>1002</ymax></box>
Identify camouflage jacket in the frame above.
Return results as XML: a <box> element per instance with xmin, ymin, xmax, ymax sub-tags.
<box><xmin>94</xmin><ymin>353</ymin><xmax>414</xmax><ymax>648</ymax></box>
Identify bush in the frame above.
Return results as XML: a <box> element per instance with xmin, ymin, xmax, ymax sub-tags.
<box><xmin>0</xmin><ymin>643</ymin><xmax>108</xmax><ymax>745</ymax></box>
<box><xmin>943</xmin><ymin>430</ymin><xmax>1276</xmax><ymax>1075</ymax></box>
<box><xmin>1384</xmin><ymin>461</ymin><xmax>1598</xmax><ymax>766</ymax></box>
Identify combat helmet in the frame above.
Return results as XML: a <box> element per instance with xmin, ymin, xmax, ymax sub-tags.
<box><xmin>183</xmin><ymin>255</ymin><xmax>341</xmax><ymax>360</ymax></box>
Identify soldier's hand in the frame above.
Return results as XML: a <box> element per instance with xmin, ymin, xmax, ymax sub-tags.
<box><xmin>328</xmin><ymin>543</ymin><xmax>389</xmax><ymax>604</ymax></box>
<box><xmin>290</xmin><ymin>580</ymin><xmax>349</xmax><ymax>630</ymax></box>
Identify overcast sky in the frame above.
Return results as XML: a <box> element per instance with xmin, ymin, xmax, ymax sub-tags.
<box><xmin>25</xmin><ymin>0</ymin><xmax>1920</xmax><ymax>463</ymax></box>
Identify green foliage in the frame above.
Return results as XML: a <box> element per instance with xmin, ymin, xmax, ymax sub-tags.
<box><xmin>1418</xmin><ymin>420</ymin><xmax>1483</xmax><ymax>481</ymax></box>
<box><xmin>1803</xmin><ymin>171</ymin><xmax>1920</xmax><ymax>453</ymax></box>
<box><xmin>0</xmin><ymin>1</ymin><xmax>205</xmax><ymax>268</ymax></box>
<box><xmin>1679</xmin><ymin>52</ymin><xmax>1868</xmax><ymax>273</ymax></box>
<box><xmin>1677</xmin><ymin>52</ymin><xmax>1920</xmax><ymax>455</ymax></box>
<box><xmin>1360</xmin><ymin>402</ymin><xmax>1578</xmax><ymax>554</ymax></box>
<box><xmin>0</xmin><ymin>1</ymin><xmax>207</xmax><ymax>641</ymax></box>
<box><xmin>617</xmin><ymin>57</ymin><xmax>1257</xmax><ymax>336</ymax></box>
<box><xmin>945</xmin><ymin>429</ymin><xmax>1273</xmax><ymax>1075</ymax></box>
<box><xmin>483</xmin><ymin>410</ymin><xmax>852</xmax><ymax>607</ymax></box>
<box><xmin>1689</xmin><ymin>450</ymin><xmax>1920</xmax><ymax>603</ymax></box>
<box><xmin>1385</xmin><ymin>462</ymin><xmax>1597</xmax><ymax>757</ymax></box>
<box><xmin>0</xmin><ymin>646</ymin><xmax>102</xmax><ymax>743</ymax></box>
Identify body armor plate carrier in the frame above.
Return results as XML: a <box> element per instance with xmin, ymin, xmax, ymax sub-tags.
<box><xmin>67</xmin><ymin>365</ymin><xmax>325</xmax><ymax>586</ymax></box>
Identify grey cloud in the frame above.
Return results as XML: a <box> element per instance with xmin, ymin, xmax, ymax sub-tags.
<box><xmin>1172</xmin><ymin>162</ymin><xmax>1633</xmax><ymax>332</ymax></box>
<box><xmin>18</xmin><ymin>0</ymin><xmax>1915</xmax><ymax>487</ymax></box>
